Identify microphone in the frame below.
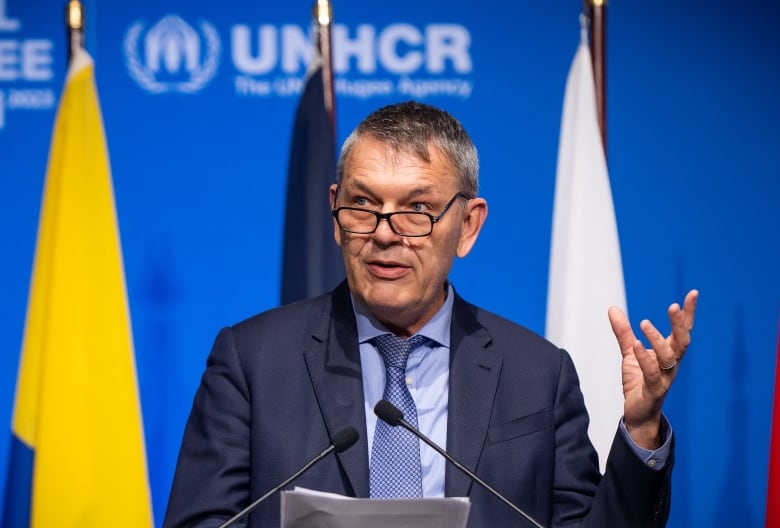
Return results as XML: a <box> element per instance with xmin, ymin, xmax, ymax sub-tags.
<box><xmin>218</xmin><ymin>426</ymin><xmax>359</xmax><ymax>528</ymax></box>
<box><xmin>374</xmin><ymin>400</ymin><xmax>545</xmax><ymax>528</ymax></box>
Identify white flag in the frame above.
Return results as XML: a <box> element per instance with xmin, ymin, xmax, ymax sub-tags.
<box><xmin>546</xmin><ymin>26</ymin><xmax>626</xmax><ymax>473</ymax></box>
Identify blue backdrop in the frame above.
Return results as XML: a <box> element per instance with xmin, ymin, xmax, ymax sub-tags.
<box><xmin>1</xmin><ymin>0</ymin><xmax>778</xmax><ymax>526</ymax></box>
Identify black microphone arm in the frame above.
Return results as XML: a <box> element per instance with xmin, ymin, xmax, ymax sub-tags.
<box><xmin>218</xmin><ymin>426</ymin><xmax>359</xmax><ymax>528</ymax></box>
<box><xmin>374</xmin><ymin>400</ymin><xmax>545</xmax><ymax>528</ymax></box>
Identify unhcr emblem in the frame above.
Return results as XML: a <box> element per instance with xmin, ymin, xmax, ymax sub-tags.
<box><xmin>124</xmin><ymin>15</ymin><xmax>220</xmax><ymax>94</ymax></box>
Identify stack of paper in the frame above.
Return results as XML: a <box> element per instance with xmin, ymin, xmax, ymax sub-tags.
<box><xmin>280</xmin><ymin>487</ymin><xmax>470</xmax><ymax>528</ymax></box>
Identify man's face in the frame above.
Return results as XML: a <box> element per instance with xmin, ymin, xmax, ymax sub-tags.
<box><xmin>330</xmin><ymin>137</ymin><xmax>487</xmax><ymax>336</ymax></box>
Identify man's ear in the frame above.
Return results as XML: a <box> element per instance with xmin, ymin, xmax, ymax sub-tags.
<box><xmin>456</xmin><ymin>197</ymin><xmax>488</xmax><ymax>258</ymax></box>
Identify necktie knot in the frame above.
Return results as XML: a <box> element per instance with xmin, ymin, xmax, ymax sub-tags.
<box><xmin>373</xmin><ymin>334</ymin><xmax>428</xmax><ymax>370</ymax></box>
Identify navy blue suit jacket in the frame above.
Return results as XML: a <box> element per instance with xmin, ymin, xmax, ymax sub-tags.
<box><xmin>164</xmin><ymin>282</ymin><xmax>672</xmax><ymax>527</ymax></box>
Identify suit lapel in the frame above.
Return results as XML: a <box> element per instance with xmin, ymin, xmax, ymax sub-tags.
<box><xmin>303</xmin><ymin>282</ymin><xmax>371</xmax><ymax>497</ymax></box>
<box><xmin>301</xmin><ymin>283</ymin><xmax>502</xmax><ymax>498</ymax></box>
<box><xmin>445</xmin><ymin>292</ymin><xmax>502</xmax><ymax>498</ymax></box>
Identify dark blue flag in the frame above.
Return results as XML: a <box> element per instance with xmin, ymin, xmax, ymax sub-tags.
<box><xmin>281</xmin><ymin>64</ymin><xmax>344</xmax><ymax>304</ymax></box>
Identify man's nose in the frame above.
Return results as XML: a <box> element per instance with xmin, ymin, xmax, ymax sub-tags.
<box><xmin>371</xmin><ymin>215</ymin><xmax>401</xmax><ymax>242</ymax></box>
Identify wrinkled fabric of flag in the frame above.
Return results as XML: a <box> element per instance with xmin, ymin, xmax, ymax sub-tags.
<box><xmin>2</xmin><ymin>48</ymin><xmax>153</xmax><ymax>528</ymax></box>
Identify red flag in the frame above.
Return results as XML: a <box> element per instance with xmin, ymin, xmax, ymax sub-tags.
<box><xmin>767</xmin><ymin>318</ymin><xmax>780</xmax><ymax>527</ymax></box>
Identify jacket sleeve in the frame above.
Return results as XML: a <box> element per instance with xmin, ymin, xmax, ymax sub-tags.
<box><xmin>552</xmin><ymin>351</ymin><xmax>674</xmax><ymax>527</ymax></box>
<box><xmin>163</xmin><ymin>327</ymin><xmax>251</xmax><ymax>528</ymax></box>
<box><xmin>583</xmin><ymin>426</ymin><xmax>674</xmax><ymax>526</ymax></box>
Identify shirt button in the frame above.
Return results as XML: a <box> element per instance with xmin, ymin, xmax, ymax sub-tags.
<box><xmin>647</xmin><ymin>459</ymin><xmax>657</xmax><ymax>468</ymax></box>
<box><xmin>405</xmin><ymin>376</ymin><xmax>413</xmax><ymax>386</ymax></box>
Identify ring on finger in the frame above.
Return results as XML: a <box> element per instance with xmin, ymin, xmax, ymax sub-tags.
<box><xmin>660</xmin><ymin>360</ymin><xmax>677</xmax><ymax>371</ymax></box>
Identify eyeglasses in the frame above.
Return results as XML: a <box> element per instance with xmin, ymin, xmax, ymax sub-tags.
<box><xmin>331</xmin><ymin>192</ymin><xmax>470</xmax><ymax>237</ymax></box>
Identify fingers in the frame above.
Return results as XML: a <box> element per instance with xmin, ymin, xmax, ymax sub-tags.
<box><xmin>621</xmin><ymin>292</ymin><xmax>697</xmax><ymax>430</ymax></box>
<box><xmin>668</xmin><ymin>289</ymin><xmax>699</xmax><ymax>358</ymax></box>
<box><xmin>640</xmin><ymin>319</ymin><xmax>677</xmax><ymax>374</ymax></box>
<box><xmin>669</xmin><ymin>289</ymin><xmax>698</xmax><ymax>334</ymax></box>
<box><xmin>608</xmin><ymin>305</ymin><xmax>637</xmax><ymax>356</ymax></box>
<box><xmin>682</xmin><ymin>289</ymin><xmax>699</xmax><ymax>330</ymax></box>
<box><xmin>668</xmin><ymin>306</ymin><xmax>690</xmax><ymax>357</ymax></box>
<box><xmin>611</xmin><ymin>290</ymin><xmax>698</xmax><ymax>371</ymax></box>
<box><xmin>631</xmin><ymin>336</ymin><xmax>654</xmax><ymax>372</ymax></box>
<box><xmin>630</xmin><ymin>338</ymin><xmax>670</xmax><ymax>399</ymax></box>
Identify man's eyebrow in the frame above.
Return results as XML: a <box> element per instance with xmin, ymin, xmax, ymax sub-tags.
<box><xmin>343</xmin><ymin>180</ymin><xmax>433</xmax><ymax>198</ymax></box>
<box><xmin>406</xmin><ymin>187</ymin><xmax>434</xmax><ymax>198</ymax></box>
<box><xmin>348</xmin><ymin>179</ymin><xmax>371</xmax><ymax>194</ymax></box>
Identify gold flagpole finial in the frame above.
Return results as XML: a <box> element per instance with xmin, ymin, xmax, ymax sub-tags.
<box><xmin>310</xmin><ymin>0</ymin><xmax>336</xmax><ymax>130</ymax></box>
<box><xmin>314</xmin><ymin>0</ymin><xmax>332</xmax><ymax>26</ymax></box>
<box><xmin>66</xmin><ymin>0</ymin><xmax>85</xmax><ymax>63</ymax></box>
<box><xmin>67</xmin><ymin>0</ymin><xmax>83</xmax><ymax>31</ymax></box>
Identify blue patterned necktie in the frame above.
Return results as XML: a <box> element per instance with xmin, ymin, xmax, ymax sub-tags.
<box><xmin>369</xmin><ymin>333</ymin><xmax>428</xmax><ymax>498</ymax></box>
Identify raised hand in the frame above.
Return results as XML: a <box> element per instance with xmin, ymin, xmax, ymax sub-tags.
<box><xmin>607</xmin><ymin>290</ymin><xmax>699</xmax><ymax>449</ymax></box>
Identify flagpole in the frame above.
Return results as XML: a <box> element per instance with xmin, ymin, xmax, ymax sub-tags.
<box><xmin>280</xmin><ymin>1</ymin><xmax>344</xmax><ymax>304</ymax></box>
<box><xmin>313</xmin><ymin>0</ymin><xmax>336</xmax><ymax>135</ymax></box>
<box><xmin>584</xmin><ymin>0</ymin><xmax>607</xmax><ymax>154</ymax></box>
<box><xmin>4</xmin><ymin>6</ymin><xmax>155</xmax><ymax>521</ymax></box>
<box><xmin>66</xmin><ymin>0</ymin><xmax>85</xmax><ymax>63</ymax></box>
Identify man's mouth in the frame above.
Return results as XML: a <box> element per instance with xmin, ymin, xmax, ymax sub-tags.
<box><xmin>366</xmin><ymin>259</ymin><xmax>410</xmax><ymax>279</ymax></box>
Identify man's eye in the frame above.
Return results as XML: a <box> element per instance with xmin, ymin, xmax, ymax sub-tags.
<box><xmin>411</xmin><ymin>203</ymin><xmax>428</xmax><ymax>212</ymax></box>
<box><xmin>355</xmin><ymin>197</ymin><xmax>368</xmax><ymax>206</ymax></box>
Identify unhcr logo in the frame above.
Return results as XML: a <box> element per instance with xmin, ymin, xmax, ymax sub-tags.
<box><xmin>124</xmin><ymin>15</ymin><xmax>220</xmax><ymax>94</ymax></box>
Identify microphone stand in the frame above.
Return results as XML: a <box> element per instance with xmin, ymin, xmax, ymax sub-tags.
<box><xmin>374</xmin><ymin>400</ymin><xmax>545</xmax><ymax>528</ymax></box>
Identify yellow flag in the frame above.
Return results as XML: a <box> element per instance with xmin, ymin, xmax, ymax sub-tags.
<box><xmin>4</xmin><ymin>48</ymin><xmax>153</xmax><ymax>527</ymax></box>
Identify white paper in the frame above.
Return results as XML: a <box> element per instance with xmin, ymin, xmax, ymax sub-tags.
<box><xmin>280</xmin><ymin>487</ymin><xmax>470</xmax><ymax>528</ymax></box>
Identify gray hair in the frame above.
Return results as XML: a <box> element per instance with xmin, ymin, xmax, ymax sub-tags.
<box><xmin>336</xmin><ymin>101</ymin><xmax>479</xmax><ymax>197</ymax></box>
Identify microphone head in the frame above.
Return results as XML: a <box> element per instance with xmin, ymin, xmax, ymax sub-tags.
<box><xmin>331</xmin><ymin>426</ymin><xmax>359</xmax><ymax>453</ymax></box>
<box><xmin>374</xmin><ymin>399</ymin><xmax>404</xmax><ymax>426</ymax></box>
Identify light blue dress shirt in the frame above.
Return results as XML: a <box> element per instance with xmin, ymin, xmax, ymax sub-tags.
<box><xmin>353</xmin><ymin>284</ymin><xmax>672</xmax><ymax>498</ymax></box>
<box><xmin>354</xmin><ymin>285</ymin><xmax>453</xmax><ymax>498</ymax></box>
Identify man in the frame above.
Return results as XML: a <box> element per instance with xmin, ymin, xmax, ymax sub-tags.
<box><xmin>164</xmin><ymin>101</ymin><xmax>698</xmax><ymax>527</ymax></box>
